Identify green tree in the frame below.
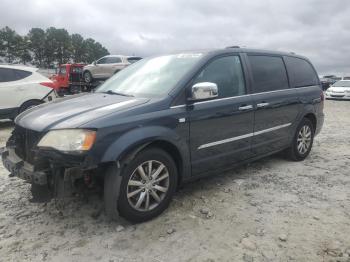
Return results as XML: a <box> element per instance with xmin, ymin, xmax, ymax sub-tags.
<box><xmin>71</xmin><ymin>33</ymin><xmax>85</xmax><ymax>63</ymax></box>
<box><xmin>83</xmin><ymin>38</ymin><xmax>109</xmax><ymax>63</ymax></box>
<box><xmin>0</xmin><ymin>26</ymin><xmax>110</xmax><ymax>67</ymax></box>
<box><xmin>28</xmin><ymin>28</ymin><xmax>46</xmax><ymax>67</ymax></box>
<box><xmin>0</xmin><ymin>26</ymin><xmax>20</xmax><ymax>63</ymax></box>
<box><xmin>45</xmin><ymin>27</ymin><xmax>71</xmax><ymax>66</ymax></box>
<box><xmin>15</xmin><ymin>35</ymin><xmax>31</xmax><ymax>64</ymax></box>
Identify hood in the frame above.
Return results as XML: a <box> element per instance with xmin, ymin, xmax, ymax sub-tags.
<box><xmin>15</xmin><ymin>93</ymin><xmax>149</xmax><ymax>131</ymax></box>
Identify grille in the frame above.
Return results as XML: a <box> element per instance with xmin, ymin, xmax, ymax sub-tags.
<box><xmin>13</xmin><ymin>125</ymin><xmax>42</xmax><ymax>164</ymax></box>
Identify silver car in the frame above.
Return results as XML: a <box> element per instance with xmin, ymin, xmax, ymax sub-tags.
<box><xmin>82</xmin><ymin>55</ymin><xmax>142</xmax><ymax>83</ymax></box>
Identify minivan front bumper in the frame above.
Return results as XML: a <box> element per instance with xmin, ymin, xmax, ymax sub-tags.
<box><xmin>2</xmin><ymin>149</ymin><xmax>48</xmax><ymax>185</ymax></box>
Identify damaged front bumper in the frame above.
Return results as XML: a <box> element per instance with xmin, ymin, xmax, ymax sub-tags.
<box><xmin>2</xmin><ymin>148</ymin><xmax>48</xmax><ymax>185</ymax></box>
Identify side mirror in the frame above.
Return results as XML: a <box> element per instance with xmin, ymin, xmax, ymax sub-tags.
<box><xmin>190</xmin><ymin>82</ymin><xmax>218</xmax><ymax>101</ymax></box>
<box><xmin>93</xmin><ymin>61</ymin><xmax>97</xmax><ymax>65</ymax></box>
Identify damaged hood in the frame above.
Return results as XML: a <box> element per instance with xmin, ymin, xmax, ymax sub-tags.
<box><xmin>15</xmin><ymin>93</ymin><xmax>149</xmax><ymax>131</ymax></box>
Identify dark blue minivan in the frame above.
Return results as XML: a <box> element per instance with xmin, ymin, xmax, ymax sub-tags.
<box><xmin>2</xmin><ymin>48</ymin><xmax>324</xmax><ymax>222</ymax></box>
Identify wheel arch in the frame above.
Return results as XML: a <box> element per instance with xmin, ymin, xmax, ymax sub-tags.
<box><xmin>100</xmin><ymin>126</ymin><xmax>191</xmax><ymax>185</ymax></box>
<box><xmin>19</xmin><ymin>99</ymin><xmax>43</xmax><ymax>111</ymax></box>
<box><xmin>303</xmin><ymin>112</ymin><xmax>317</xmax><ymax>132</ymax></box>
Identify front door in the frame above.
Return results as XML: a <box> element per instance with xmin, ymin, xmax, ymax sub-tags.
<box><xmin>189</xmin><ymin>55</ymin><xmax>255</xmax><ymax>176</ymax></box>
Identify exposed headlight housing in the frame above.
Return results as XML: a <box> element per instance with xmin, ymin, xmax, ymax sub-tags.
<box><xmin>37</xmin><ymin>129</ymin><xmax>96</xmax><ymax>152</ymax></box>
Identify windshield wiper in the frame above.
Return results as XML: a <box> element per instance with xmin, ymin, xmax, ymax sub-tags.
<box><xmin>103</xmin><ymin>90</ymin><xmax>134</xmax><ymax>97</ymax></box>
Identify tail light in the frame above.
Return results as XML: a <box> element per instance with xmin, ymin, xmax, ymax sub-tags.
<box><xmin>40</xmin><ymin>82</ymin><xmax>56</xmax><ymax>89</ymax></box>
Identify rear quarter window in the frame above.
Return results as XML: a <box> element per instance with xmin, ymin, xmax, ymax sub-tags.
<box><xmin>0</xmin><ymin>68</ymin><xmax>32</xmax><ymax>82</ymax></box>
<box><xmin>248</xmin><ymin>55</ymin><xmax>289</xmax><ymax>93</ymax></box>
<box><xmin>284</xmin><ymin>57</ymin><xmax>319</xmax><ymax>88</ymax></box>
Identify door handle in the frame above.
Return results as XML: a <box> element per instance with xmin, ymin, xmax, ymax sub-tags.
<box><xmin>238</xmin><ymin>105</ymin><xmax>253</xmax><ymax>111</ymax></box>
<box><xmin>257</xmin><ymin>102</ymin><xmax>270</xmax><ymax>108</ymax></box>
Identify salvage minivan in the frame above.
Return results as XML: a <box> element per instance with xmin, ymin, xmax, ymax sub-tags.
<box><xmin>2</xmin><ymin>48</ymin><xmax>324</xmax><ymax>222</ymax></box>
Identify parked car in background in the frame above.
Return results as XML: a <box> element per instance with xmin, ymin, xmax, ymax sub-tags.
<box><xmin>325</xmin><ymin>80</ymin><xmax>350</xmax><ymax>100</ymax></box>
<box><xmin>82</xmin><ymin>55</ymin><xmax>142</xmax><ymax>83</ymax></box>
<box><xmin>320</xmin><ymin>78</ymin><xmax>335</xmax><ymax>90</ymax></box>
<box><xmin>2</xmin><ymin>48</ymin><xmax>324</xmax><ymax>222</ymax></box>
<box><xmin>0</xmin><ymin>65</ymin><xmax>57</xmax><ymax>120</ymax></box>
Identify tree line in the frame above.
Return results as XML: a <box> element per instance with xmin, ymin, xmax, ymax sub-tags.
<box><xmin>0</xmin><ymin>26</ymin><xmax>110</xmax><ymax>68</ymax></box>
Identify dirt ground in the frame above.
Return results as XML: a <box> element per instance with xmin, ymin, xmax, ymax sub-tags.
<box><xmin>0</xmin><ymin>100</ymin><xmax>349</xmax><ymax>262</ymax></box>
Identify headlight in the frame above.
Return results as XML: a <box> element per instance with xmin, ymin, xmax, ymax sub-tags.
<box><xmin>37</xmin><ymin>129</ymin><xmax>96</xmax><ymax>152</ymax></box>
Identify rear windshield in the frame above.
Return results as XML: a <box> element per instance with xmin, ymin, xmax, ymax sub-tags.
<box><xmin>332</xmin><ymin>81</ymin><xmax>350</xmax><ymax>87</ymax></box>
<box><xmin>127</xmin><ymin>57</ymin><xmax>142</xmax><ymax>64</ymax></box>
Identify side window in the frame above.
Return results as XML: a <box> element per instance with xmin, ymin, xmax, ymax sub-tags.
<box><xmin>0</xmin><ymin>68</ymin><xmax>15</xmax><ymax>82</ymax></box>
<box><xmin>193</xmin><ymin>56</ymin><xmax>246</xmax><ymax>98</ymax></box>
<box><xmin>248</xmin><ymin>55</ymin><xmax>289</xmax><ymax>93</ymax></box>
<box><xmin>284</xmin><ymin>57</ymin><xmax>319</xmax><ymax>88</ymax></box>
<box><xmin>0</xmin><ymin>68</ymin><xmax>31</xmax><ymax>82</ymax></box>
<box><xmin>13</xmin><ymin>69</ymin><xmax>32</xmax><ymax>80</ymax></box>
<box><xmin>97</xmin><ymin>57</ymin><xmax>107</xmax><ymax>64</ymax></box>
<box><xmin>59</xmin><ymin>66</ymin><xmax>66</xmax><ymax>75</ymax></box>
<box><xmin>106</xmin><ymin>57</ymin><xmax>122</xmax><ymax>63</ymax></box>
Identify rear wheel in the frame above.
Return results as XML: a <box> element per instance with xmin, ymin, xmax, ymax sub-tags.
<box><xmin>286</xmin><ymin>118</ymin><xmax>314</xmax><ymax>161</ymax></box>
<box><xmin>104</xmin><ymin>148</ymin><xmax>178</xmax><ymax>223</ymax></box>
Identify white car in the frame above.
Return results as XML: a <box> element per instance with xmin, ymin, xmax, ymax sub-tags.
<box><xmin>0</xmin><ymin>65</ymin><xmax>57</xmax><ymax>120</ymax></box>
<box><xmin>325</xmin><ymin>80</ymin><xmax>350</xmax><ymax>100</ymax></box>
<box><xmin>82</xmin><ymin>55</ymin><xmax>142</xmax><ymax>83</ymax></box>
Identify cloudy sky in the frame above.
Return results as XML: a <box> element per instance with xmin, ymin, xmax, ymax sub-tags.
<box><xmin>1</xmin><ymin>0</ymin><xmax>350</xmax><ymax>75</ymax></box>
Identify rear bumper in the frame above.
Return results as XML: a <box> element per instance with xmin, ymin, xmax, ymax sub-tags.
<box><xmin>1</xmin><ymin>149</ymin><xmax>48</xmax><ymax>185</ymax></box>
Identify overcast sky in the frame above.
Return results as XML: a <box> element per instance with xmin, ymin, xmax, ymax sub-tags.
<box><xmin>1</xmin><ymin>0</ymin><xmax>350</xmax><ymax>75</ymax></box>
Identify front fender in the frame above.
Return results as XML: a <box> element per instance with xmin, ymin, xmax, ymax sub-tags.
<box><xmin>100</xmin><ymin>126</ymin><xmax>191</xmax><ymax>178</ymax></box>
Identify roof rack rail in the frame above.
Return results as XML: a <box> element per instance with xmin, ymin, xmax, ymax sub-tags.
<box><xmin>290</xmin><ymin>52</ymin><xmax>295</xmax><ymax>54</ymax></box>
<box><xmin>226</xmin><ymin>46</ymin><xmax>240</xmax><ymax>49</ymax></box>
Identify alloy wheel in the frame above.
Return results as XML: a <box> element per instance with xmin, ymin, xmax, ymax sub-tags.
<box><xmin>297</xmin><ymin>125</ymin><xmax>312</xmax><ymax>154</ymax></box>
<box><xmin>127</xmin><ymin>160</ymin><xmax>170</xmax><ymax>212</ymax></box>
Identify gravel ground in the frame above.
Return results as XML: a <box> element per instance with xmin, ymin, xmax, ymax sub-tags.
<box><xmin>0</xmin><ymin>100</ymin><xmax>349</xmax><ymax>262</ymax></box>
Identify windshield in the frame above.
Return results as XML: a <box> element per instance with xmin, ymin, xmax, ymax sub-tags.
<box><xmin>332</xmin><ymin>80</ymin><xmax>350</xmax><ymax>87</ymax></box>
<box><xmin>96</xmin><ymin>53</ymin><xmax>203</xmax><ymax>97</ymax></box>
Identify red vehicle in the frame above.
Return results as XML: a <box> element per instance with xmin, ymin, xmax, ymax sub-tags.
<box><xmin>50</xmin><ymin>63</ymin><xmax>88</xmax><ymax>95</ymax></box>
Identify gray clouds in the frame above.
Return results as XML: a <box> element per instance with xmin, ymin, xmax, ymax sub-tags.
<box><xmin>1</xmin><ymin>0</ymin><xmax>350</xmax><ymax>74</ymax></box>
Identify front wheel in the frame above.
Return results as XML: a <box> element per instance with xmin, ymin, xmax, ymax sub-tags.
<box><xmin>286</xmin><ymin>118</ymin><xmax>314</xmax><ymax>161</ymax></box>
<box><xmin>83</xmin><ymin>71</ymin><xmax>93</xmax><ymax>83</ymax></box>
<box><xmin>104</xmin><ymin>148</ymin><xmax>178</xmax><ymax>223</ymax></box>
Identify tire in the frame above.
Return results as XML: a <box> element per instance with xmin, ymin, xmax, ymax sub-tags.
<box><xmin>104</xmin><ymin>148</ymin><xmax>178</xmax><ymax>223</ymax></box>
<box><xmin>18</xmin><ymin>100</ymin><xmax>42</xmax><ymax>115</ymax></box>
<box><xmin>83</xmin><ymin>71</ymin><xmax>93</xmax><ymax>83</ymax></box>
<box><xmin>30</xmin><ymin>184</ymin><xmax>52</xmax><ymax>203</ymax></box>
<box><xmin>286</xmin><ymin>118</ymin><xmax>314</xmax><ymax>161</ymax></box>
<box><xmin>68</xmin><ymin>85</ymin><xmax>81</xmax><ymax>94</ymax></box>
